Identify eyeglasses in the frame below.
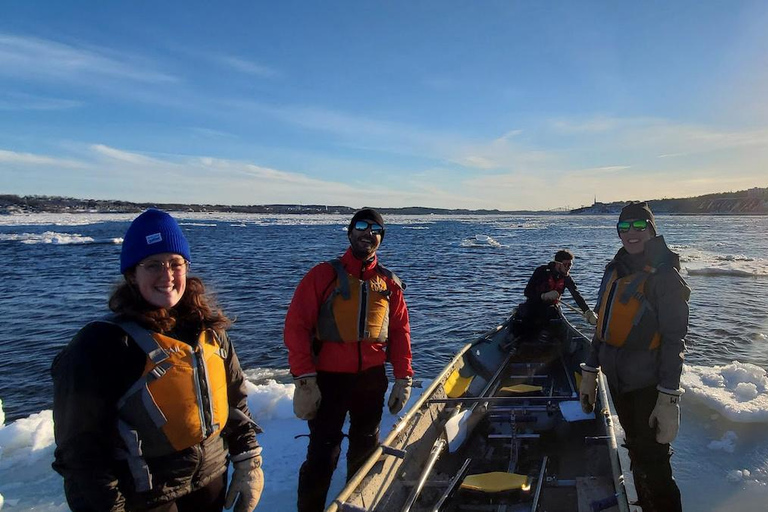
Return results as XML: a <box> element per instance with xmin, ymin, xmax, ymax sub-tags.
<box><xmin>137</xmin><ymin>259</ymin><xmax>189</xmax><ymax>276</ymax></box>
<box><xmin>353</xmin><ymin>220</ymin><xmax>384</xmax><ymax>234</ymax></box>
<box><xmin>617</xmin><ymin>219</ymin><xmax>649</xmax><ymax>233</ymax></box>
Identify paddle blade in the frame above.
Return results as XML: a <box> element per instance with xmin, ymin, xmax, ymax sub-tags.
<box><xmin>445</xmin><ymin>409</ymin><xmax>472</xmax><ymax>452</ymax></box>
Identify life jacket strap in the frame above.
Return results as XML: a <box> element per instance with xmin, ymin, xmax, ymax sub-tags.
<box><xmin>98</xmin><ymin>314</ymin><xmax>169</xmax><ymax>365</ymax></box>
<box><xmin>376</xmin><ymin>263</ymin><xmax>405</xmax><ymax>290</ymax></box>
<box><xmin>632</xmin><ymin>296</ymin><xmax>655</xmax><ymax>327</ymax></box>
<box><xmin>619</xmin><ymin>272</ymin><xmax>648</xmax><ymax>304</ymax></box>
<box><xmin>116</xmin><ymin>419</ymin><xmax>153</xmax><ymax>492</ymax></box>
<box><xmin>116</xmin><ymin>361</ymin><xmax>173</xmax><ymax>417</ymax></box>
<box><xmin>329</xmin><ymin>259</ymin><xmax>351</xmax><ymax>299</ymax></box>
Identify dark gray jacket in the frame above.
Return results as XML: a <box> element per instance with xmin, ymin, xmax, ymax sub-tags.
<box><xmin>585</xmin><ymin>236</ymin><xmax>690</xmax><ymax>393</ymax></box>
<box><xmin>52</xmin><ymin>319</ymin><xmax>260</xmax><ymax>511</ymax></box>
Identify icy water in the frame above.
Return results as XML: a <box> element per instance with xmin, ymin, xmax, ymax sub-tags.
<box><xmin>1</xmin><ymin>212</ymin><xmax>767</xmax><ymax>511</ymax></box>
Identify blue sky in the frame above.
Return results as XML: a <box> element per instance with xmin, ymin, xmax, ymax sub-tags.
<box><xmin>1</xmin><ymin>1</ymin><xmax>767</xmax><ymax>210</ymax></box>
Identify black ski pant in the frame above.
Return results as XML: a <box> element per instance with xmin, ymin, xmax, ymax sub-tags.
<box><xmin>513</xmin><ymin>301</ymin><xmax>560</xmax><ymax>338</ymax></box>
<box><xmin>137</xmin><ymin>473</ymin><xmax>227</xmax><ymax>511</ymax></box>
<box><xmin>297</xmin><ymin>365</ymin><xmax>388</xmax><ymax>512</ymax></box>
<box><xmin>611</xmin><ymin>384</ymin><xmax>682</xmax><ymax>512</ymax></box>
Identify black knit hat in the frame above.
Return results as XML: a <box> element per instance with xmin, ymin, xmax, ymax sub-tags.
<box><xmin>619</xmin><ymin>201</ymin><xmax>657</xmax><ymax>235</ymax></box>
<box><xmin>348</xmin><ymin>208</ymin><xmax>385</xmax><ymax>240</ymax></box>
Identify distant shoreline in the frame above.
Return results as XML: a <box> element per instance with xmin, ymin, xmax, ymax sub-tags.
<box><xmin>2</xmin><ymin>209</ymin><xmax>767</xmax><ymax>217</ymax></box>
<box><xmin>2</xmin><ymin>186</ymin><xmax>767</xmax><ymax>215</ymax></box>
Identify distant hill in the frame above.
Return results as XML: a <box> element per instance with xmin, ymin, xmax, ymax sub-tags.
<box><xmin>1</xmin><ymin>187</ymin><xmax>766</xmax><ymax>215</ymax></box>
<box><xmin>570</xmin><ymin>187</ymin><xmax>768</xmax><ymax>215</ymax></box>
<box><xmin>0</xmin><ymin>194</ymin><xmax>523</xmax><ymax>216</ymax></box>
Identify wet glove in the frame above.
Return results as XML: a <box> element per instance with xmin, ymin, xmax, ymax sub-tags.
<box><xmin>388</xmin><ymin>377</ymin><xmax>412</xmax><ymax>414</ymax></box>
<box><xmin>649</xmin><ymin>387</ymin><xmax>682</xmax><ymax>444</ymax></box>
<box><xmin>293</xmin><ymin>374</ymin><xmax>321</xmax><ymax>420</ymax></box>
<box><xmin>579</xmin><ymin>364</ymin><xmax>598</xmax><ymax>414</ymax></box>
<box><xmin>541</xmin><ymin>290</ymin><xmax>560</xmax><ymax>303</ymax></box>
<box><xmin>583</xmin><ymin>309</ymin><xmax>598</xmax><ymax>326</ymax></box>
<box><xmin>225</xmin><ymin>450</ymin><xmax>264</xmax><ymax>512</ymax></box>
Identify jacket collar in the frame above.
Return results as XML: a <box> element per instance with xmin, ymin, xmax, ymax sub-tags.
<box><xmin>340</xmin><ymin>247</ymin><xmax>378</xmax><ymax>278</ymax></box>
<box><xmin>547</xmin><ymin>261</ymin><xmax>565</xmax><ymax>278</ymax></box>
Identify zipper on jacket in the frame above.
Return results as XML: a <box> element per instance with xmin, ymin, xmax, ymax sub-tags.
<box><xmin>357</xmin><ymin>280</ymin><xmax>368</xmax><ymax>372</ymax></box>
<box><xmin>191</xmin><ymin>346</ymin><xmax>214</xmax><ymax>438</ymax></box>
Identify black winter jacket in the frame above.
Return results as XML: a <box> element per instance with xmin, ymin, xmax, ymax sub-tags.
<box><xmin>524</xmin><ymin>262</ymin><xmax>591</xmax><ymax>312</ymax></box>
<box><xmin>52</xmin><ymin>319</ymin><xmax>260</xmax><ymax>511</ymax></box>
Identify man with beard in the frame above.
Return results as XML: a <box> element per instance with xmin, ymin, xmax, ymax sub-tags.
<box><xmin>284</xmin><ymin>208</ymin><xmax>413</xmax><ymax>512</ymax></box>
<box><xmin>579</xmin><ymin>202</ymin><xmax>689</xmax><ymax>512</ymax></box>
<box><xmin>514</xmin><ymin>249</ymin><xmax>597</xmax><ymax>338</ymax></box>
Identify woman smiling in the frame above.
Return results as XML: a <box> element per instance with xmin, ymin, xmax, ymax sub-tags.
<box><xmin>52</xmin><ymin>209</ymin><xmax>264</xmax><ymax>512</ymax></box>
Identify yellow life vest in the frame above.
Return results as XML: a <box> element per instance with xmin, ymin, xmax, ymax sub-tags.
<box><xmin>595</xmin><ymin>266</ymin><xmax>662</xmax><ymax>350</ymax></box>
<box><xmin>108</xmin><ymin>319</ymin><xmax>229</xmax><ymax>457</ymax></box>
<box><xmin>316</xmin><ymin>259</ymin><xmax>393</xmax><ymax>343</ymax></box>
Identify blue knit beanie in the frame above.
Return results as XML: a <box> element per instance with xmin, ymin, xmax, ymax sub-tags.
<box><xmin>120</xmin><ymin>209</ymin><xmax>191</xmax><ymax>273</ymax></box>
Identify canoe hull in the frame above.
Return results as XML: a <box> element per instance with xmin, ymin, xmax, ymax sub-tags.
<box><xmin>327</xmin><ymin>311</ymin><xmax>639</xmax><ymax>512</ymax></box>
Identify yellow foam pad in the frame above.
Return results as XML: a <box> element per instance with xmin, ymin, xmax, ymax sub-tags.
<box><xmin>445</xmin><ymin>371</ymin><xmax>474</xmax><ymax>398</ymax></box>
<box><xmin>499</xmin><ymin>384</ymin><xmax>543</xmax><ymax>394</ymax></box>
<box><xmin>460</xmin><ymin>472</ymin><xmax>531</xmax><ymax>493</ymax></box>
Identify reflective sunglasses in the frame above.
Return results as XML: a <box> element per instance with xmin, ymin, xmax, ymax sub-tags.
<box><xmin>138</xmin><ymin>259</ymin><xmax>189</xmax><ymax>277</ymax></box>
<box><xmin>617</xmin><ymin>219</ymin><xmax>649</xmax><ymax>233</ymax></box>
<box><xmin>353</xmin><ymin>220</ymin><xmax>384</xmax><ymax>234</ymax></box>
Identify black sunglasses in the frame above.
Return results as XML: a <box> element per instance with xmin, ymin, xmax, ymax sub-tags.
<box><xmin>353</xmin><ymin>220</ymin><xmax>384</xmax><ymax>234</ymax></box>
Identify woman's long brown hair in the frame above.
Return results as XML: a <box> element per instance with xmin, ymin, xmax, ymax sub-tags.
<box><xmin>108</xmin><ymin>274</ymin><xmax>231</xmax><ymax>334</ymax></box>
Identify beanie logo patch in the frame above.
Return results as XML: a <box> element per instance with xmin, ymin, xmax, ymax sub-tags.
<box><xmin>145</xmin><ymin>233</ymin><xmax>163</xmax><ymax>245</ymax></box>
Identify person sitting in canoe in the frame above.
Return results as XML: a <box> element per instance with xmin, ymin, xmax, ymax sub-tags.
<box><xmin>284</xmin><ymin>208</ymin><xmax>413</xmax><ymax>512</ymax></box>
<box><xmin>513</xmin><ymin>249</ymin><xmax>597</xmax><ymax>338</ymax></box>
<box><xmin>579</xmin><ymin>201</ymin><xmax>690</xmax><ymax>512</ymax></box>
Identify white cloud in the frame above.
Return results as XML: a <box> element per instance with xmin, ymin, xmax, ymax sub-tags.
<box><xmin>0</xmin><ymin>149</ymin><xmax>84</xmax><ymax>168</ymax></box>
<box><xmin>90</xmin><ymin>145</ymin><xmax>169</xmax><ymax>166</ymax></box>
<box><xmin>212</xmin><ymin>54</ymin><xmax>280</xmax><ymax>78</ymax></box>
<box><xmin>0</xmin><ymin>33</ymin><xmax>178</xmax><ymax>84</ymax></box>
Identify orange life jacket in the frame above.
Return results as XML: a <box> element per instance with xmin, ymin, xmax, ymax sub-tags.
<box><xmin>100</xmin><ymin>317</ymin><xmax>230</xmax><ymax>491</ymax></box>
<box><xmin>595</xmin><ymin>266</ymin><xmax>661</xmax><ymax>350</ymax></box>
<box><xmin>316</xmin><ymin>259</ymin><xmax>395</xmax><ymax>344</ymax></box>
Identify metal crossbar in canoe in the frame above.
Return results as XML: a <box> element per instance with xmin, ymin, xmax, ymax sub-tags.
<box><xmin>326</xmin><ymin>310</ymin><xmax>641</xmax><ymax>512</ymax></box>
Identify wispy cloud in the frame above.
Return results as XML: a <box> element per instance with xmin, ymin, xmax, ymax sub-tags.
<box><xmin>574</xmin><ymin>165</ymin><xmax>632</xmax><ymax>175</ymax></box>
<box><xmin>210</xmin><ymin>54</ymin><xmax>280</xmax><ymax>78</ymax></box>
<box><xmin>0</xmin><ymin>33</ymin><xmax>178</xmax><ymax>84</ymax></box>
<box><xmin>0</xmin><ymin>149</ymin><xmax>85</xmax><ymax>168</ymax></box>
<box><xmin>549</xmin><ymin>116</ymin><xmax>620</xmax><ymax>133</ymax></box>
<box><xmin>90</xmin><ymin>144</ymin><xmax>169</xmax><ymax>166</ymax></box>
<box><xmin>0</xmin><ymin>92</ymin><xmax>83</xmax><ymax>111</ymax></box>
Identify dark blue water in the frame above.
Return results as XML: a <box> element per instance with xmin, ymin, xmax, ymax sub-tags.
<box><xmin>1</xmin><ymin>213</ymin><xmax>767</xmax><ymax>422</ymax></box>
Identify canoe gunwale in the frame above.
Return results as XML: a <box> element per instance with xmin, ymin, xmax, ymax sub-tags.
<box><xmin>327</xmin><ymin>313</ymin><xmax>639</xmax><ymax>512</ymax></box>
<box><xmin>327</xmin><ymin>321</ymin><xmax>509</xmax><ymax>512</ymax></box>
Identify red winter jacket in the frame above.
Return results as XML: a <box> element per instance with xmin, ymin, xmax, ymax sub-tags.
<box><xmin>284</xmin><ymin>248</ymin><xmax>413</xmax><ymax>379</ymax></box>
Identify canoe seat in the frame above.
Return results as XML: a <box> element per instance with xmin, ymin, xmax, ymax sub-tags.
<box><xmin>445</xmin><ymin>370</ymin><xmax>474</xmax><ymax>398</ymax></box>
<box><xmin>499</xmin><ymin>384</ymin><xmax>543</xmax><ymax>394</ymax></box>
<box><xmin>460</xmin><ymin>472</ymin><xmax>531</xmax><ymax>493</ymax></box>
